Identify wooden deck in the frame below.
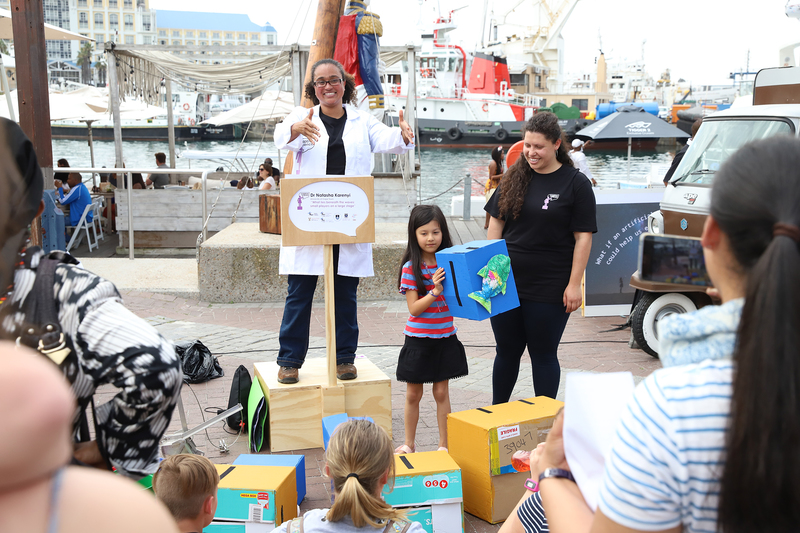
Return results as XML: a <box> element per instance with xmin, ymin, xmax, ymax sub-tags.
<box><xmin>447</xmin><ymin>216</ymin><xmax>488</xmax><ymax>245</ymax></box>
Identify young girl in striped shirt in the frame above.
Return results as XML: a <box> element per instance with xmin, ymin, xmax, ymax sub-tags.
<box><xmin>394</xmin><ymin>205</ymin><xmax>468</xmax><ymax>454</ymax></box>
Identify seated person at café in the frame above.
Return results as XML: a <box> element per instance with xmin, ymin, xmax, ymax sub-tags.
<box><xmin>146</xmin><ymin>152</ymin><xmax>170</xmax><ymax>189</ymax></box>
<box><xmin>55</xmin><ymin>172</ymin><xmax>93</xmax><ymax>227</ymax></box>
<box><xmin>54</xmin><ymin>157</ymin><xmax>70</xmax><ymax>185</ymax></box>
<box><xmin>153</xmin><ymin>454</ymin><xmax>219</xmax><ymax>533</ymax></box>
<box><xmin>237</xmin><ymin>176</ymin><xmax>257</xmax><ymax>190</ymax></box>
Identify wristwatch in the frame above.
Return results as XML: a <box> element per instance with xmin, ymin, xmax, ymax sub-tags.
<box><xmin>538</xmin><ymin>468</ymin><xmax>575</xmax><ymax>484</ymax></box>
<box><xmin>524</xmin><ymin>478</ymin><xmax>539</xmax><ymax>492</ymax></box>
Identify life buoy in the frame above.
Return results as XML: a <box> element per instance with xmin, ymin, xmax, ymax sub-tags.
<box><xmin>420</xmin><ymin>68</ymin><xmax>433</xmax><ymax>78</ymax></box>
<box><xmin>183</xmin><ymin>103</ymin><xmax>191</xmax><ymax>111</ymax></box>
<box><xmin>481</xmin><ymin>103</ymin><xmax>489</xmax><ymax>113</ymax></box>
<box><xmin>447</xmin><ymin>127</ymin><xmax>461</xmax><ymax>141</ymax></box>
<box><xmin>494</xmin><ymin>128</ymin><xmax>508</xmax><ymax>142</ymax></box>
<box><xmin>188</xmin><ymin>118</ymin><xmax>195</xmax><ymax>126</ymax></box>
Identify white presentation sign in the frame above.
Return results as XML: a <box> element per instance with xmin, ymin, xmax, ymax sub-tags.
<box><xmin>287</xmin><ymin>181</ymin><xmax>370</xmax><ymax>237</ymax></box>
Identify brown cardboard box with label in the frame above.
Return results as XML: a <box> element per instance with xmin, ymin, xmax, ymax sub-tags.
<box><xmin>447</xmin><ymin>396</ymin><xmax>563</xmax><ymax>523</ymax></box>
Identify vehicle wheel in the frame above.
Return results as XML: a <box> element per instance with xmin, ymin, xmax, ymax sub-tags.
<box><xmin>494</xmin><ymin>128</ymin><xmax>508</xmax><ymax>142</ymax></box>
<box><xmin>630</xmin><ymin>293</ymin><xmax>697</xmax><ymax>358</ymax></box>
<box><xmin>447</xmin><ymin>127</ymin><xmax>461</xmax><ymax>140</ymax></box>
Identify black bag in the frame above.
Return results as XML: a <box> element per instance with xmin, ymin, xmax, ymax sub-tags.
<box><xmin>227</xmin><ymin>365</ymin><xmax>252</xmax><ymax>431</ymax></box>
<box><xmin>175</xmin><ymin>340</ymin><xmax>224</xmax><ymax>383</ymax></box>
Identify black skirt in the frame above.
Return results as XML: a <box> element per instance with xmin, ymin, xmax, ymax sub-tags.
<box><xmin>396</xmin><ymin>334</ymin><xmax>469</xmax><ymax>384</ymax></box>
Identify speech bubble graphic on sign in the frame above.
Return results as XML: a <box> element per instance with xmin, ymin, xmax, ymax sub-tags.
<box><xmin>288</xmin><ymin>181</ymin><xmax>370</xmax><ymax>237</ymax></box>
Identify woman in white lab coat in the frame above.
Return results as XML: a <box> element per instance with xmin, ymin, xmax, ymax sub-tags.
<box><xmin>272</xmin><ymin>58</ymin><xmax>414</xmax><ymax>384</ymax></box>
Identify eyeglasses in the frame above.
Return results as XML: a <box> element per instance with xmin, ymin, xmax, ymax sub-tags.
<box><xmin>259</xmin><ymin>168</ymin><xmax>266</xmax><ymax>172</ymax></box>
<box><xmin>313</xmin><ymin>78</ymin><xmax>343</xmax><ymax>88</ymax></box>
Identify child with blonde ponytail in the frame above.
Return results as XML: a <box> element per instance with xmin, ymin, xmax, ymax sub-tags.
<box><xmin>276</xmin><ymin>419</ymin><xmax>425</xmax><ymax>532</ymax></box>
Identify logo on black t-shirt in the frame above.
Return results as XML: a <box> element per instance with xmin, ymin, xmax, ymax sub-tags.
<box><xmin>542</xmin><ymin>193</ymin><xmax>560</xmax><ymax>210</ymax></box>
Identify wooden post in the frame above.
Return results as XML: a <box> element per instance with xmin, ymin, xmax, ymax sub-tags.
<box><xmin>107</xmin><ymin>50</ymin><xmax>124</xmax><ymax>169</ymax></box>
<box><xmin>166</xmin><ymin>80</ymin><xmax>176</xmax><ymax>170</ymax></box>
<box><xmin>324</xmin><ymin>244</ymin><xmax>337</xmax><ymax>388</ymax></box>
<box><xmin>11</xmin><ymin>0</ymin><xmax>53</xmax><ymax>247</ymax></box>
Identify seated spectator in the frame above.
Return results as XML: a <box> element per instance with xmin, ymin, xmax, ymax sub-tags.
<box><xmin>531</xmin><ymin>136</ymin><xmax>800</xmax><ymax>532</ymax></box>
<box><xmin>97</xmin><ymin>172</ymin><xmax>116</xmax><ymax>193</ymax></box>
<box><xmin>54</xmin><ymin>157</ymin><xmax>70</xmax><ymax>184</ymax></box>
<box><xmin>274</xmin><ymin>419</ymin><xmax>424</xmax><ymax>532</ymax></box>
<box><xmin>0</xmin><ymin>117</ymin><xmax>182</xmax><ymax>480</ymax></box>
<box><xmin>258</xmin><ymin>163</ymin><xmax>277</xmax><ymax>190</ymax></box>
<box><xmin>229</xmin><ymin>179</ymin><xmax>239</xmax><ymax>187</ymax></box>
<box><xmin>146</xmin><ymin>152</ymin><xmax>170</xmax><ymax>189</ymax></box>
<box><xmin>0</xmin><ymin>343</ymin><xmax>179</xmax><ymax>533</ymax></box>
<box><xmin>55</xmin><ymin>172</ymin><xmax>93</xmax><ymax>227</ymax></box>
<box><xmin>131</xmin><ymin>172</ymin><xmax>146</xmax><ymax>189</ymax></box>
<box><xmin>153</xmin><ymin>455</ymin><xmax>219</xmax><ymax>533</ymax></box>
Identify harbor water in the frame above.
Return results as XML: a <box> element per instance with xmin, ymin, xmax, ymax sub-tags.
<box><xmin>52</xmin><ymin>138</ymin><xmax>675</xmax><ymax>214</ymax></box>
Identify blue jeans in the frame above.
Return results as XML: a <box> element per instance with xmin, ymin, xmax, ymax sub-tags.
<box><xmin>490</xmin><ymin>300</ymin><xmax>570</xmax><ymax>403</ymax></box>
<box><xmin>277</xmin><ymin>246</ymin><xmax>359</xmax><ymax>369</ymax></box>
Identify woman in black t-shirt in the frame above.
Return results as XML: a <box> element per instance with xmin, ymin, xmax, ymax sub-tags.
<box><xmin>485</xmin><ymin>112</ymin><xmax>597</xmax><ymax>402</ymax></box>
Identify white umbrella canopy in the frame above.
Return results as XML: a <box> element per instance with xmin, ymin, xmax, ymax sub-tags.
<box><xmin>201</xmin><ymin>91</ymin><xmax>295</xmax><ymax>126</ymax></box>
<box><xmin>1</xmin><ymin>87</ymin><xmax>164</xmax><ymax>121</ymax></box>
<box><xmin>0</xmin><ymin>8</ymin><xmax>94</xmax><ymax>41</ymax></box>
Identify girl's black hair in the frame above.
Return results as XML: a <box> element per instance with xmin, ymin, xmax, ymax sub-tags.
<box><xmin>491</xmin><ymin>146</ymin><xmax>504</xmax><ymax>175</ymax></box>
<box><xmin>303</xmin><ymin>59</ymin><xmax>358</xmax><ymax>106</ymax></box>
<box><xmin>397</xmin><ymin>205</ymin><xmax>452</xmax><ymax>297</ymax></box>
<box><xmin>715</xmin><ymin>136</ymin><xmax>800</xmax><ymax>532</ymax></box>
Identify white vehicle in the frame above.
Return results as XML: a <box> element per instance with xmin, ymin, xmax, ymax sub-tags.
<box><xmin>628</xmin><ymin>66</ymin><xmax>800</xmax><ymax>357</ymax></box>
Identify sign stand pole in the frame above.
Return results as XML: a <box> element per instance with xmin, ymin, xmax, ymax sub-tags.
<box><xmin>324</xmin><ymin>244</ymin><xmax>337</xmax><ymax>388</ymax></box>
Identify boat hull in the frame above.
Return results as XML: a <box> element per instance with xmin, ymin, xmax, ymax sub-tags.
<box><xmin>413</xmin><ymin>117</ymin><xmax>594</xmax><ymax>148</ymax></box>
<box><xmin>51</xmin><ymin>123</ymin><xmax>243</xmax><ymax>142</ymax></box>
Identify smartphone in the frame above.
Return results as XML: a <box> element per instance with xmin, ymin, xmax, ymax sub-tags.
<box><xmin>638</xmin><ymin>233</ymin><xmax>712</xmax><ymax>286</ymax></box>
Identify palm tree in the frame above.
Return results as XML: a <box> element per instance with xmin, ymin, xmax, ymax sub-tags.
<box><xmin>96</xmin><ymin>59</ymin><xmax>107</xmax><ymax>86</ymax></box>
<box><xmin>0</xmin><ymin>40</ymin><xmax>9</xmax><ymax>56</ymax></box>
<box><xmin>76</xmin><ymin>42</ymin><xmax>93</xmax><ymax>84</ymax></box>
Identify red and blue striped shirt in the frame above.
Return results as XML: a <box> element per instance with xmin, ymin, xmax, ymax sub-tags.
<box><xmin>399</xmin><ymin>261</ymin><xmax>456</xmax><ymax>338</ymax></box>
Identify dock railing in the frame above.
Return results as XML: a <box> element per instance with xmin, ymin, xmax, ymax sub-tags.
<box><xmin>61</xmin><ymin>168</ymin><xmax>219</xmax><ymax>260</ymax></box>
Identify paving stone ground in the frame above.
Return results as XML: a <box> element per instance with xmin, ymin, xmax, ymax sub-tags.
<box><xmin>93</xmin><ymin>291</ymin><xmax>661</xmax><ymax>532</ymax></box>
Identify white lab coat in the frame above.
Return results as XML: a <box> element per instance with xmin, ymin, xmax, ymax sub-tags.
<box><xmin>273</xmin><ymin>104</ymin><xmax>414</xmax><ymax>277</ymax></box>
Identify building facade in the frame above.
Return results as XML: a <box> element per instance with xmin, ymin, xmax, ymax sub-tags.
<box><xmin>154</xmin><ymin>10</ymin><xmax>277</xmax><ymax>64</ymax></box>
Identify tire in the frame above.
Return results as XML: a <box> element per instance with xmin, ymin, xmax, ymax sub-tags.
<box><xmin>494</xmin><ymin>128</ymin><xmax>508</xmax><ymax>142</ymax></box>
<box><xmin>447</xmin><ymin>127</ymin><xmax>461</xmax><ymax>140</ymax></box>
<box><xmin>630</xmin><ymin>292</ymin><xmax>697</xmax><ymax>358</ymax></box>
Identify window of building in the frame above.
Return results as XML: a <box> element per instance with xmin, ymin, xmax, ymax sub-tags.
<box><xmin>185</xmin><ymin>31</ymin><xmax>193</xmax><ymax>37</ymax></box>
<box><xmin>125</xmin><ymin>35</ymin><xmax>134</xmax><ymax>44</ymax></box>
<box><xmin>187</xmin><ymin>50</ymin><xmax>193</xmax><ymax>55</ymax></box>
<box><xmin>212</xmin><ymin>41</ymin><xmax>220</xmax><ymax>47</ymax></box>
<box><xmin>172</xmin><ymin>30</ymin><xmax>180</xmax><ymax>37</ymax></box>
<box><xmin>80</xmin><ymin>33</ymin><xmax>89</xmax><ymax>42</ymax></box>
<box><xmin>108</xmin><ymin>0</ymin><xmax>117</xmax><ymax>7</ymax></box>
<box><xmin>158</xmin><ymin>29</ymin><xmax>166</xmax><ymax>37</ymax></box>
<box><xmin>123</xmin><ymin>0</ymin><xmax>131</xmax><ymax>7</ymax></box>
<box><xmin>109</xmin><ymin>14</ymin><xmax>118</xmax><ymax>29</ymax></box>
<box><xmin>124</xmin><ymin>14</ymin><xmax>132</xmax><ymax>29</ymax></box>
<box><xmin>199</xmin><ymin>41</ymin><xmax>207</xmax><ymax>46</ymax></box>
<box><xmin>185</xmin><ymin>40</ymin><xmax>193</xmax><ymax>45</ymax></box>
<box><xmin>571</xmin><ymin>98</ymin><xmax>588</xmax><ymax>111</ymax></box>
<box><xmin>94</xmin><ymin>13</ymin><xmax>103</xmax><ymax>27</ymax></box>
<box><xmin>212</xmin><ymin>32</ymin><xmax>219</xmax><ymax>38</ymax></box>
<box><xmin>79</xmin><ymin>12</ymin><xmax>88</xmax><ymax>28</ymax></box>
<box><xmin>238</xmin><ymin>33</ymin><xmax>245</xmax><ymax>40</ymax></box>
<box><xmin>77</xmin><ymin>0</ymin><xmax>86</xmax><ymax>6</ymax></box>
<box><xmin>93</xmin><ymin>0</ymin><xmax>102</xmax><ymax>6</ymax></box>
<box><xmin>159</xmin><ymin>39</ymin><xmax>166</xmax><ymax>45</ymax></box>
<box><xmin>199</xmin><ymin>31</ymin><xmax>207</xmax><ymax>38</ymax></box>
<box><xmin>172</xmin><ymin>40</ymin><xmax>180</xmax><ymax>45</ymax></box>
<box><xmin>95</xmin><ymin>33</ymin><xmax>104</xmax><ymax>42</ymax></box>
<box><xmin>225</xmin><ymin>32</ymin><xmax>233</xmax><ymax>39</ymax></box>
<box><xmin>266</xmin><ymin>34</ymin><xmax>275</xmax><ymax>45</ymax></box>
<box><xmin>250</xmin><ymin>33</ymin><xmax>258</xmax><ymax>40</ymax></box>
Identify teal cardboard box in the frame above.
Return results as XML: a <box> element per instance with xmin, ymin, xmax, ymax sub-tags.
<box><xmin>213</xmin><ymin>464</ymin><xmax>296</xmax><ymax>527</ymax></box>
<box><xmin>233</xmin><ymin>454</ymin><xmax>306</xmax><ymax>505</ymax></box>
<box><xmin>382</xmin><ymin>451</ymin><xmax>464</xmax><ymax>533</ymax></box>
<box><xmin>435</xmin><ymin>239</ymin><xmax>519</xmax><ymax>321</ymax></box>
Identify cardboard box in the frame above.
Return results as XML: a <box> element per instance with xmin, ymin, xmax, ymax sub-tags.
<box><xmin>435</xmin><ymin>239</ymin><xmax>520</xmax><ymax>321</ymax></box>
<box><xmin>383</xmin><ymin>450</ymin><xmax>463</xmax><ymax>533</ymax></box>
<box><xmin>447</xmin><ymin>397</ymin><xmax>563</xmax><ymax>523</ymax></box>
<box><xmin>214</xmin><ymin>464</ymin><xmax>297</xmax><ymax>527</ymax></box>
<box><xmin>253</xmin><ymin>357</ymin><xmax>391</xmax><ymax>452</ymax></box>
<box><xmin>233</xmin><ymin>454</ymin><xmax>306</xmax><ymax>505</ymax></box>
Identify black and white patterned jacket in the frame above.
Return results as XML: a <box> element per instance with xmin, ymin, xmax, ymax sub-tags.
<box><xmin>1</xmin><ymin>249</ymin><xmax>182</xmax><ymax>478</ymax></box>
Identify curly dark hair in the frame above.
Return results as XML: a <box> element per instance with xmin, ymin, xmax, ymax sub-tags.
<box><xmin>303</xmin><ymin>59</ymin><xmax>358</xmax><ymax>106</ymax></box>
<box><xmin>497</xmin><ymin>112</ymin><xmax>573</xmax><ymax>220</ymax></box>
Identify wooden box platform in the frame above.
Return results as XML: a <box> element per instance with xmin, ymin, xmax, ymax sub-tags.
<box><xmin>253</xmin><ymin>357</ymin><xmax>391</xmax><ymax>452</ymax></box>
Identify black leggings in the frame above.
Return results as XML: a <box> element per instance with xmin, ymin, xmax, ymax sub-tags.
<box><xmin>490</xmin><ymin>300</ymin><xmax>570</xmax><ymax>404</ymax></box>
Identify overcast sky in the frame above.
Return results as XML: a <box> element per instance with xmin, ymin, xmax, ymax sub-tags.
<box><xmin>149</xmin><ymin>0</ymin><xmax>800</xmax><ymax>84</ymax></box>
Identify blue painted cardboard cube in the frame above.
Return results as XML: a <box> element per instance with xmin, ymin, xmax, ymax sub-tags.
<box><xmin>435</xmin><ymin>240</ymin><xmax>520</xmax><ymax>321</ymax></box>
